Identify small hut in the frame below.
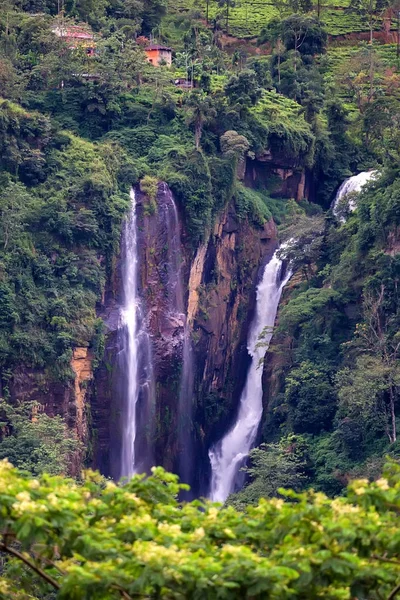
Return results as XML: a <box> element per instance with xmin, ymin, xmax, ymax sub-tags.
<box><xmin>145</xmin><ymin>44</ymin><xmax>172</xmax><ymax>67</ymax></box>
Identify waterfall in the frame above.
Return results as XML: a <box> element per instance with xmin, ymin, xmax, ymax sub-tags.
<box><xmin>332</xmin><ymin>171</ymin><xmax>377</xmax><ymax>220</ymax></box>
<box><xmin>158</xmin><ymin>183</ymin><xmax>195</xmax><ymax>489</ymax></box>
<box><xmin>178</xmin><ymin>330</ymin><xmax>195</xmax><ymax>491</ymax></box>
<box><xmin>118</xmin><ymin>188</ymin><xmax>154</xmax><ymax>479</ymax></box>
<box><xmin>208</xmin><ymin>248</ymin><xmax>291</xmax><ymax>503</ymax></box>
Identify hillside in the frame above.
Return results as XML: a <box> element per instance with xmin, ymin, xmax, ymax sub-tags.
<box><xmin>166</xmin><ymin>0</ymin><xmax>396</xmax><ymax>37</ymax></box>
<box><xmin>0</xmin><ymin>0</ymin><xmax>399</xmax><ymax>593</ymax></box>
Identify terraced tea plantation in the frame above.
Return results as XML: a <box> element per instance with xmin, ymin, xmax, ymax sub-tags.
<box><xmin>167</xmin><ymin>0</ymin><xmax>385</xmax><ymax>37</ymax></box>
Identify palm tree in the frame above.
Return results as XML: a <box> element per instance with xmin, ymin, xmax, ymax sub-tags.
<box><xmin>184</xmin><ymin>90</ymin><xmax>216</xmax><ymax>150</ymax></box>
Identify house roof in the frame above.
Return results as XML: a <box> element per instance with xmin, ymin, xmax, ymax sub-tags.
<box><xmin>53</xmin><ymin>25</ymin><xmax>94</xmax><ymax>40</ymax></box>
<box><xmin>145</xmin><ymin>44</ymin><xmax>171</xmax><ymax>52</ymax></box>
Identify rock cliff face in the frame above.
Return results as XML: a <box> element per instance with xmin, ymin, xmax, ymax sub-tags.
<box><xmin>90</xmin><ymin>183</ymin><xmax>278</xmax><ymax>492</ymax></box>
<box><xmin>7</xmin><ymin>347</ymin><xmax>93</xmax><ymax>475</ymax></box>
<box><xmin>245</xmin><ymin>155</ymin><xmax>312</xmax><ymax>202</ymax></box>
<box><xmin>136</xmin><ymin>183</ymin><xmax>190</xmax><ymax>475</ymax></box>
<box><xmin>4</xmin><ymin>170</ymin><xmax>299</xmax><ymax>486</ymax></box>
<box><xmin>191</xmin><ymin>206</ymin><xmax>278</xmax><ymax>493</ymax></box>
<box><xmin>90</xmin><ymin>183</ymin><xmax>191</xmax><ymax>477</ymax></box>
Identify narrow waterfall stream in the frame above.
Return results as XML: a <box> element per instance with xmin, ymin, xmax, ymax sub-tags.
<box><xmin>332</xmin><ymin>171</ymin><xmax>377</xmax><ymax>219</ymax></box>
<box><xmin>159</xmin><ymin>184</ymin><xmax>195</xmax><ymax>489</ymax></box>
<box><xmin>119</xmin><ymin>188</ymin><xmax>154</xmax><ymax>479</ymax></box>
<box><xmin>209</xmin><ymin>249</ymin><xmax>291</xmax><ymax>502</ymax></box>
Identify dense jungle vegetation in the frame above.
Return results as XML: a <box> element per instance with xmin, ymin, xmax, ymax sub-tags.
<box><xmin>0</xmin><ymin>0</ymin><xmax>400</xmax><ymax>592</ymax></box>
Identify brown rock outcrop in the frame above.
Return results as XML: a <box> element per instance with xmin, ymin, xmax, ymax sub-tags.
<box><xmin>189</xmin><ymin>207</ymin><xmax>278</xmax><ymax>492</ymax></box>
<box><xmin>7</xmin><ymin>348</ymin><xmax>93</xmax><ymax>475</ymax></box>
<box><xmin>386</xmin><ymin>227</ymin><xmax>400</xmax><ymax>256</ymax></box>
<box><xmin>71</xmin><ymin>347</ymin><xmax>93</xmax><ymax>444</ymax></box>
<box><xmin>245</xmin><ymin>157</ymin><xmax>312</xmax><ymax>202</ymax></box>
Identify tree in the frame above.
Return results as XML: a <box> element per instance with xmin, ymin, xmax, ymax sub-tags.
<box><xmin>349</xmin><ymin>0</ymin><xmax>390</xmax><ymax>44</ymax></box>
<box><xmin>4</xmin><ymin>459</ymin><xmax>400</xmax><ymax>597</ymax></box>
<box><xmin>281</xmin><ymin>15</ymin><xmax>327</xmax><ymax>56</ymax></box>
<box><xmin>280</xmin><ymin>15</ymin><xmax>327</xmax><ymax>74</ymax></box>
<box><xmin>220</xmin><ymin>130</ymin><xmax>250</xmax><ymax>179</ymax></box>
<box><xmin>285</xmin><ymin>361</ymin><xmax>337</xmax><ymax>434</ymax></box>
<box><xmin>0</xmin><ymin>182</ymin><xmax>30</xmax><ymax>251</ymax></box>
<box><xmin>217</xmin><ymin>0</ymin><xmax>235</xmax><ymax>33</ymax></box>
<box><xmin>224</xmin><ymin>70</ymin><xmax>261</xmax><ymax>116</ymax></box>
<box><xmin>337</xmin><ymin>43</ymin><xmax>384</xmax><ymax>112</ymax></box>
<box><xmin>0</xmin><ymin>401</ymin><xmax>81</xmax><ymax>476</ymax></box>
<box><xmin>184</xmin><ymin>90</ymin><xmax>216</xmax><ymax>150</ymax></box>
<box><xmin>95</xmin><ymin>35</ymin><xmax>148</xmax><ymax>91</ymax></box>
<box><xmin>336</xmin><ymin>355</ymin><xmax>395</xmax><ymax>455</ymax></box>
<box><xmin>228</xmin><ymin>436</ymin><xmax>309</xmax><ymax>509</ymax></box>
<box><xmin>139</xmin><ymin>0</ymin><xmax>167</xmax><ymax>35</ymax></box>
<box><xmin>279</xmin><ymin>213</ymin><xmax>325</xmax><ymax>280</ymax></box>
<box><xmin>261</xmin><ymin>16</ymin><xmax>326</xmax><ymax>112</ymax></box>
<box><xmin>347</xmin><ymin>0</ymin><xmax>389</xmax><ymax>108</ymax></box>
<box><xmin>338</xmin><ymin>284</ymin><xmax>400</xmax><ymax>444</ymax></box>
<box><xmin>65</xmin><ymin>0</ymin><xmax>109</xmax><ymax>26</ymax></box>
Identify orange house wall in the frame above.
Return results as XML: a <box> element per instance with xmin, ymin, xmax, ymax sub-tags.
<box><xmin>145</xmin><ymin>49</ymin><xmax>172</xmax><ymax>67</ymax></box>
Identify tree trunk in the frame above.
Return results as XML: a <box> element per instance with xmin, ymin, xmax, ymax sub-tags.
<box><xmin>195</xmin><ymin>121</ymin><xmax>202</xmax><ymax>150</ymax></box>
<box><xmin>369</xmin><ymin>42</ymin><xmax>374</xmax><ymax>101</ymax></box>
<box><xmin>278</xmin><ymin>47</ymin><xmax>281</xmax><ymax>85</ymax></box>
<box><xmin>294</xmin><ymin>33</ymin><xmax>299</xmax><ymax>73</ymax></box>
<box><xmin>389</xmin><ymin>384</ymin><xmax>397</xmax><ymax>443</ymax></box>
<box><xmin>278</xmin><ymin>54</ymin><xmax>281</xmax><ymax>85</ymax></box>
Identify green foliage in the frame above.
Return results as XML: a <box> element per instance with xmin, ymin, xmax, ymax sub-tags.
<box><xmin>168</xmin><ymin>0</ymin><xmax>383</xmax><ymax>37</ymax></box>
<box><xmin>0</xmin><ymin>401</ymin><xmax>81</xmax><ymax>476</ymax></box>
<box><xmin>251</xmin><ymin>91</ymin><xmax>315</xmax><ymax>165</ymax></box>
<box><xmin>280</xmin><ymin>213</ymin><xmax>326</xmax><ymax>278</ymax></box>
<box><xmin>225</xmin><ymin>70</ymin><xmax>262</xmax><ymax>115</ymax></box>
<box><xmin>220</xmin><ymin>129</ymin><xmax>250</xmax><ymax>157</ymax></box>
<box><xmin>3</xmin><ymin>460</ymin><xmax>400</xmax><ymax>597</ymax></box>
<box><xmin>278</xmin><ymin>287</ymin><xmax>340</xmax><ymax>335</ymax></box>
<box><xmin>0</xmin><ymin>105</ymin><xmax>129</xmax><ymax>379</ymax></box>
<box><xmin>140</xmin><ymin>174</ymin><xmax>158</xmax><ymax>214</ymax></box>
<box><xmin>234</xmin><ymin>184</ymin><xmax>272</xmax><ymax>226</ymax></box>
<box><xmin>228</xmin><ymin>435</ymin><xmax>309</xmax><ymax>509</ymax></box>
<box><xmin>285</xmin><ymin>362</ymin><xmax>337</xmax><ymax>434</ymax></box>
<box><xmin>184</xmin><ymin>89</ymin><xmax>217</xmax><ymax>150</ymax></box>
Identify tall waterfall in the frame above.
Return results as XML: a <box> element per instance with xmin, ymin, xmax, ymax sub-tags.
<box><xmin>208</xmin><ymin>249</ymin><xmax>291</xmax><ymax>502</ymax></box>
<box><xmin>159</xmin><ymin>183</ymin><xmax>195</xmax><ymax>489</ymax></box>
<box><xmin>119</xmin><ymin>188</ymin><xmax>154</xmax><ymax>479</ymax></box>
<box><xmin>332</xmin><ymin>171</ymin><xmax>377</xmax><ymax>219</ymax></box>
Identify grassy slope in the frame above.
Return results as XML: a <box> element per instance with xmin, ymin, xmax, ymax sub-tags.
<box><xmin>166</xmin><ymin>0</ymin><xmax>394</xmax><ymax>38</ymax></box>
<box><xmin>168</xmin><ymin>0</ymin><xmax>366</xmax><ymax>37</ymax></box>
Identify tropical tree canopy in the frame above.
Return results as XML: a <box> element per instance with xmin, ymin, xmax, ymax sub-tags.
<box><xmin>2</xmin><ymin>460</ymin><xmax>400</xmax><ymax>598</ymax></box>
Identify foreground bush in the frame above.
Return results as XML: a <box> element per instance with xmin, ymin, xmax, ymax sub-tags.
<box><xmin>1</xmin><ymin>460</ymin><xmax>400</xmax><ymax>598</ymax></box>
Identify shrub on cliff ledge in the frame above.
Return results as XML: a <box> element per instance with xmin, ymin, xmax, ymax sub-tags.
<box><xmin>2</xmin><ymin>459</ymin><xmax>400</xmax><ymax>598</ymax></box>
<box><xmin>140</xmin><ymin>175</ymin><xmax>158</xmax><ymax>214</ymax></box>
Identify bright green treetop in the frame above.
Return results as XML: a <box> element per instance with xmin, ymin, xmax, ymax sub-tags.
<box><xmin>2</xmin><ymin>460</ymin><xmax>400</xmax><ymax>598</ymax></box>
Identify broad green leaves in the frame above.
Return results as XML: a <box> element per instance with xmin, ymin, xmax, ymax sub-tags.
<box><xmin>2</xmin><ymin>461</ymin><xmax>400</xmax><ymax>598</ymax></box>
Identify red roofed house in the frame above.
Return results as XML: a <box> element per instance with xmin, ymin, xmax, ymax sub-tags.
<box><xmin>145</xmin><ymin>44</ymin><xmax>172</xmax><ymax>67</ymax></box>
<box><xmin>53</xmin><ymin>24</ymin><xmax>96</xmax><ymax>56</ymax></box>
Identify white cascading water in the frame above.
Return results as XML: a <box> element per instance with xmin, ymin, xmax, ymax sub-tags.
<box><xmin>332</xmin><ymin>171</ymin><xmax>377</xmax><ymax>219</ymax></box>
<box><xmin>208</xmin><ymin>249</ymin><xmax>291</xmax><ymax>502</ymax></box>
<box><xmin>119</xmin><ymin>188</ymin><xmax>142</xmax><ymax>479</ymax></box>
<box><xmin>160</xmin><ymin>183</ymin><xmax>195</xmax><ymax>489</ymax></box>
